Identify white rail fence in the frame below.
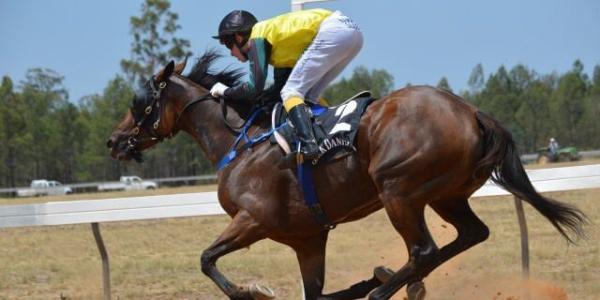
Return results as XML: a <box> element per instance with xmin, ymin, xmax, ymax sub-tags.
<box><xmin>1</xmin><ymin>192</ymin><xmax>221</xmax><ymax>227</ymax></box>
<box><xmin>2</xmin><ymin>149</ymin><xmax>599</xmax><ymax>196</ymax></box>
<box><xmin>2</xmin><ymin>164</ymin><xmax>599</xmax><ymax>299</ymax></box>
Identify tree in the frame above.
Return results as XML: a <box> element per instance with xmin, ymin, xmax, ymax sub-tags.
<box><xmin>77</xmin><ymin>76</ymin><xmax>133</xmax><ymax>181</ymax></box>
<box><xmin>515</xmin><ymin>80</ymin><xmax>552</xmax><ymax>152</ymax></box>
<box><xmin>19</xmin><ymin>68</ymin><xmax>69</xmax><ymax>181</ymax></box>
<box><xmin>475</xmin><ymin>65</ymin><xmax>526</xmax><ymax>145</ymax></box>
<box><xmin>323</xmin><ymin>66</ymin><xmax>394</xmax><ymax>105</ymax></box>
<box><xmin>591</xmin><ymin>65</ymin><xmax>600</xmax><ymax>96</ymax></box>
<box><xmin>52</xmin><ymin>102</ymin><xmax>85</xmax><ymax>182</ymax></box>
<box><xmin>116</xmin><ymin>0</ymin><xmax>216</xmax><ymax>178</ymax></box>
<box><xmin>579</xmin><ymin>64</ymin><xmax>600</xmax><ymax>148</ymax></box>
<box><xmin>509</xmin><ymin>64</ymin><xmax>535</xmax><ymax>92</ymax></box>
<box><xmin>121</xmin><ymin>0</ymin><xmax>192</xmax><ymax>86</ymax></box>
<box><xmin>549</xmin><ymin>60</ymin><xmax>588</xmax><ymax>145</ymax></box>
<box><xmin>476</xmin><ymin>66</ymin><xmax>514</xmax><ymax>118</ymax></box>
<box><xmin>468</xmin><ymin>63</ymin><xmax>485</xmax><ymax>92</ymax></box>
<box><xmin>436</xmin><ymin>77</ymin><xmax>452</xmax><ymax>92</ymax></box>
<box><xmin>509</xmin><ymin>64</ymin><xmax>540</xmax><ymax>151</ymax></box>
<box><xmin>0</xmin><ymin>76</ymin><xmax>28</xmax><ymax>187</ymax></box>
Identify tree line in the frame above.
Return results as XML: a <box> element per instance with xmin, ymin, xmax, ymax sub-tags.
<box><xmin>1</xmin><ymin>0</ymin><xmax>599</xmax><ymax>187</ymax></box>
<box><xmin>325</xmin><ymin>60</ymin><xmax>600</xmax><ymax>157</ymax></box>
<box><xmin>460</xmin><ymin>61</ymin><xmax>600</xmax><ymax>153</ymax></box>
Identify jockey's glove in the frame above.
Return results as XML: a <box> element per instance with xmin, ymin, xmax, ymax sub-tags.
<box><xmin>210</xmin><ymin>82</ymin><xmax>229</xmax><ymax>98</ymax></box>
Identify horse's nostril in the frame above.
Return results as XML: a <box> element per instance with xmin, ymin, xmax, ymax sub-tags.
<box><xmin>106</xmin><ymin>139</ymin><xmax>114</xmax><ymax>148</ymax></box>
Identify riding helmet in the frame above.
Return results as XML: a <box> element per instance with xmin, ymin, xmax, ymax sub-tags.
<box><xmin>212</xmin><ymin>10</ymin><xmax>258</xmax><ymax>40</ymax></box>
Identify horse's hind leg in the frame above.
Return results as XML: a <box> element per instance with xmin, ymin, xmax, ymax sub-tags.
<box><xmin>369</xmin><ymin>197</ymin><xmax>489</xmax><ymax>300</ymax></box>
<box><xmin>368</xmin><ymin>196</ymin><xmax>439</xmax><ymax>300</ymax></box>
<box><xmin>427</xmin><ymin>197</ymin><xmax>490</xmax><ymax>272</ymax></box>
<box><xmin>200</xmin><ymin>210</ymin><xmax>271</xmax><ymax>300</ymax></box>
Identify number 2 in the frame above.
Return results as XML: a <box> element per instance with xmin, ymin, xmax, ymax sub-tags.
<box><xmin>329</xmin><ymin>100</ymin><xmax>357</xmax><ymax>134</ymax></box>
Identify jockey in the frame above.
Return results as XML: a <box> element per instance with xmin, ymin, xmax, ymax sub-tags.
<box><xmin>210</xmin><ymin>9</ymin><xmax>363</xmax><ymax>161</ymax></box>
<box><xmin>549</xmin><ymin>137</ymin><xmax>559</xmax><ymax>155</ymax></box>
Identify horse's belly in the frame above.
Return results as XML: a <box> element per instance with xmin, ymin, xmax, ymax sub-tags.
<box><xmin>314</xmin><ymin>154</ymin><xmax>381</xmax><ymax>222</ymax></box>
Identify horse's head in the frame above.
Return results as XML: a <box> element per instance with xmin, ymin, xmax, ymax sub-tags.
<box><xmin>107</xmin><ymin>50</ymin><xmax>251</xmax><ymax>163</ymax></box>
<box><xmin>107</xmin><ymin>59</ymin><xmax>188</xmax><ymax>162</ymax></box>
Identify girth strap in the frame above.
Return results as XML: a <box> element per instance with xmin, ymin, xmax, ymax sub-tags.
<box><xmin>296</xmin><ymin>161</ymin><xmax>336</xmax><ymax>230</ymax></box>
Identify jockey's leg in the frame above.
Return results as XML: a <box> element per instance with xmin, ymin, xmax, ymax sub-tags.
<box><xmin>304</xmin><ymin>32</ymin><xmax>363</xmax><ymax>102</ymax></box>
<box><xmin>284</xmin><ymin>97</ymin><xmax>320</xmax><ymax>161</ymax></box>
<box><xmin>283</xmin><ymin>11</ymin><xmax>363</xmax><ymax>104</ymax></box>
<box><xmin>280</xmin><ymin>12</ymin><xmax>363</xmax><ymax>104</ymax></box>
<box><xmin>280</xmin><ymin>11</ymin><xmax>363</xmax><ymax>163</ymax></box>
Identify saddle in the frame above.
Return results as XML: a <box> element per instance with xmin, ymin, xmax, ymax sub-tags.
<box><xmin>271</xmin><ymin>91</ymin><xmax>375</xmax><ymax>165</ymax></box>
<box><xmin>216</xmin><ymin>91</ymin><xmax>375</xmax><ymax>170</ymax></box>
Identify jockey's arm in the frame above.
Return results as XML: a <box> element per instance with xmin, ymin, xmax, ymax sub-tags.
<box><xmin>223</xmin><ymin>38</ymin><xmax>271</xmax><ymax>102</ymax></box>
<box><xmin>273</xmin><ymin>67</ymin><xmax>292</xmax><ymax>91</ymax></box>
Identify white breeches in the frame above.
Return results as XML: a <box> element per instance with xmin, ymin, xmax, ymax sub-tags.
<box><xmin>280</xmin><ymin>11</ymin><xmax>363</xmax><ymax>104</ymax></box>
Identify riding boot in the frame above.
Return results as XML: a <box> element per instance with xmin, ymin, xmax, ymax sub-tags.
<box><xmin>287</xmin><ymin>104</ymin><xmax>320</xmax><ymax>161</ymax></box>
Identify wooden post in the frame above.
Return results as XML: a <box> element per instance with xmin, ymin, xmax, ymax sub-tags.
<box><xmin>91</xmin><ymin>222</ymin><xmax>111</xmax><ymax>300</ymax></box>
<box><xmin>513</xmin><ymin>196</ymin><xmax>530</xmax><ymax>277</ymax></box>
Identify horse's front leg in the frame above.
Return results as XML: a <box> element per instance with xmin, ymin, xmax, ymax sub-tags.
<box><xmin>200</xmin><ymin>210</ymin><xmax>273</xmax><ymax>300</ymax></box>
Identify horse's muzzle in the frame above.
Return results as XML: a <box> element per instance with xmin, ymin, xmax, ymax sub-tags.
<box><xmin>107</xmin><ymin>133</ymin><xmax>144</xmax><ymax>163</ymax></box>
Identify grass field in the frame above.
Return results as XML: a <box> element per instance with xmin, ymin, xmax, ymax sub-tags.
<box><xmin>1</xmin><ymin>162</ymin><xmax>598</xmax><ymax>299</ymax></box>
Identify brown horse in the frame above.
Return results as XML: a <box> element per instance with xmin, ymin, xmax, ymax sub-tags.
<box><xmin>107</xmin><ymin>52</ymin><xmax>586</xmax><ymax>300</ymax></box>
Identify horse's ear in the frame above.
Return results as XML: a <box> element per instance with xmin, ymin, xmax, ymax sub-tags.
<box><xmin>174</xmin><ymin>56</ymin><xmax>188</xmax><ymax>75</ymax></box>
<box><xmin>156</xmin><ymin>60</ymin><xmax>175</xmax><ymax>82</ymax></box>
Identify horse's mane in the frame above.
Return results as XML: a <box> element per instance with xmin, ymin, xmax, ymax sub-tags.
<box><xmin>187</xmin><ymin>49</ymin><xmax>245</xmax><ymax>92</ymax></box>
<box><xmin>186</xmin><ymin>49</ymin><xmax>270</xmax><ymax>125</ymax></box>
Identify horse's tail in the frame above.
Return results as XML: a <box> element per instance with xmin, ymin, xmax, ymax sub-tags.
<box><xmin>474</xmin><ymin>111</ymin><xmax>587</xmax><ymax>243</ymax></box>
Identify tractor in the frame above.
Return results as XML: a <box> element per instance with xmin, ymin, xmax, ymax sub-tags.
<box><xmin>536</xmin><ymin>146</ymin><xmax>580</xmax><ymax>164</ymax></box>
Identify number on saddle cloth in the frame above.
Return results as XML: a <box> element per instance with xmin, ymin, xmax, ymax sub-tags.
<box><xmin>271</xmin><ymin>91</ymin><xmax>375</xmax><ymax>164</ymax></box>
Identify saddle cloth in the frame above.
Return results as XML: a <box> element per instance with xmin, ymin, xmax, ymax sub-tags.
<box><xmin>271</xmin><ymin>91</ymin><xmax>375</xmax><ymax>163</ymax></box>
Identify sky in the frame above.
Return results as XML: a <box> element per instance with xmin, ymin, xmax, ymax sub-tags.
<box><xmin>1</xmin><ymin>0</ymin><xmax>599</xmax><ymax>102</ymax></box>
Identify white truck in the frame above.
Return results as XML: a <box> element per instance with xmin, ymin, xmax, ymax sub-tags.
<box><xmin>97</xmin><ymin>176</ymin><xmax>158</xmax><ymax>192</ymax></box>
<box><xmin>16</xmin><ymin>180</ymin><xmax>73</xmax><ymax>197</ymax></box>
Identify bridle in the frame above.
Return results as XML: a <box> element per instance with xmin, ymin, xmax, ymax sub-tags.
<box><xmin>126</xmin><ymin>76</ymin><xmax>209</xmax><ymax>157</ymax></box>
<box><xmin>125</xmin><ymin>75</ymin><xmax>250</xmax><ymax>159</ymax></box>
<box><xmin>125</xmin><ymin>77</ymin><xmax>167</xmax><ymax>158</ymax></box>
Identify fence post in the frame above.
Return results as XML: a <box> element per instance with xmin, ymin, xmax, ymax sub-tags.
<box><xmin>91</xmin><ymin>222</ymin><xmax>111</xmax><ymax>300</ymax></box>
<box><xmin>513</xmin><ymin>196</ymin><xmax>530</xmax><ymax>278</ymax></box>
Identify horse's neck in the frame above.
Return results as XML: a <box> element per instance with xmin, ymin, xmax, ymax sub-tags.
<box><xmin>178</xmin><ymin>89</ymin><xmax>247</xmax><ymax>167</ymax></box>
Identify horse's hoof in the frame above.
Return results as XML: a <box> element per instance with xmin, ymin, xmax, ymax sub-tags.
<box><xmin>407</xmin><ymin>281</ymin><xmax>426</xmax><ymax>300</ymax></box>
<box><xmin>249</xmin><ymin>283</ymin><xmax>276</xmax><ymax>300</ymax></box>
<box><xmin>374</xmin><ymin>266</ymin><xmax>395</xmax><ymax>283</ymax></box>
